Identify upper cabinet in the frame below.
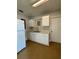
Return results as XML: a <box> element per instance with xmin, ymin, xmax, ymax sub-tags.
<box><xmin>29</xmin><ymin>19</ymin><xmax>36</xmax><ymax>27</ymax></box>
<box><xmin>29</xmin><ymin>15</ymin><xmax>49</xmax><ymax>27</ymax></box>
<box><xmin>42</xmin><ymin>15</ymin><xmax>49</xmax><ymax>26</ymax></box>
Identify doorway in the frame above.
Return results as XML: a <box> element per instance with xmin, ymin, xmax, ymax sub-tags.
<box><xmin>50</xmin><ymin>17</ymin><xmax>61</xmax><ymax>43</ymax></box>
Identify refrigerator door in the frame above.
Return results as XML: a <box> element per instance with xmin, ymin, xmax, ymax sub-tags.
<box><xmin>17</xmin><ymin>31</ymin><xmax>26</xmax><ymax>52</ymax></box>
<box><xmin>17</xmin><ymin>19</ymin><xmax>25</xmax><ymax>31</ymax></box>
<box><xmin>17</xmin><ymin>19</ymin><xmax>26</xmax><ymax>53</ymax></box>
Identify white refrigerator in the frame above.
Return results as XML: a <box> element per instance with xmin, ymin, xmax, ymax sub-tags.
<box><xmin>17</xmin><ymin>19</ymin><xmax>26</xmax><ymax>53</ymax></box>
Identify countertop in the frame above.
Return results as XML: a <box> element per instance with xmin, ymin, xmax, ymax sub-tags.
<box><xmin>30</xmin><ymin>31</ymin><xmax>49</xmax><ymax>34</ymax></box>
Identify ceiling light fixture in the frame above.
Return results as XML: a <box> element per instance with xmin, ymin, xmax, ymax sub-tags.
<box><xmin>32</xmin><ymin>0</ymin><xmax>48</xmax><ymax>7</ymax></box>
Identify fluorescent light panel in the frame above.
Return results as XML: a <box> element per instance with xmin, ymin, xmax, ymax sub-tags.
<box><xmin>32</xmin><ymin>0</ymin><xmax>48</xmax><ymax>7</ymax></box>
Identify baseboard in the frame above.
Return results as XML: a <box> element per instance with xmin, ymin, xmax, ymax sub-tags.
<box><xmin>28</xmin><ymin>39</ymin><xmax>49</xmax><ymax>46</ymax></box>
<box><xmin>49</xmin><ymin>41</ymin><xmax>61</xmax><ymax>44</ymax></box>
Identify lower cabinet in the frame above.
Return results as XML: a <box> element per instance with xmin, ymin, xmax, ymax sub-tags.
<box><xmin>30</xmin><ymin>32</ymin><xmax>49</xmax><ymax>46</ymax></box>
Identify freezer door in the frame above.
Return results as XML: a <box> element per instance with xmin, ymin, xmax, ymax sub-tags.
<box><xmin>17</xmin><ymin>19</ymin><xmax>25</xmax><ymax>31</ymax></box>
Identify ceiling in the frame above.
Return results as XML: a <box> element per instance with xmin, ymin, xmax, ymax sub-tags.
<box><xmin>17</xmin><ymin>0</ymin><xmax>61</xmax><ymax>17</ymax></box>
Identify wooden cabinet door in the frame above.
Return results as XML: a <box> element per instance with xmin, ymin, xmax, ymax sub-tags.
<box><xmin>42</xmin><ymin>15</ymin><xmax>49</xmax><ymax>26</ymax></box>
